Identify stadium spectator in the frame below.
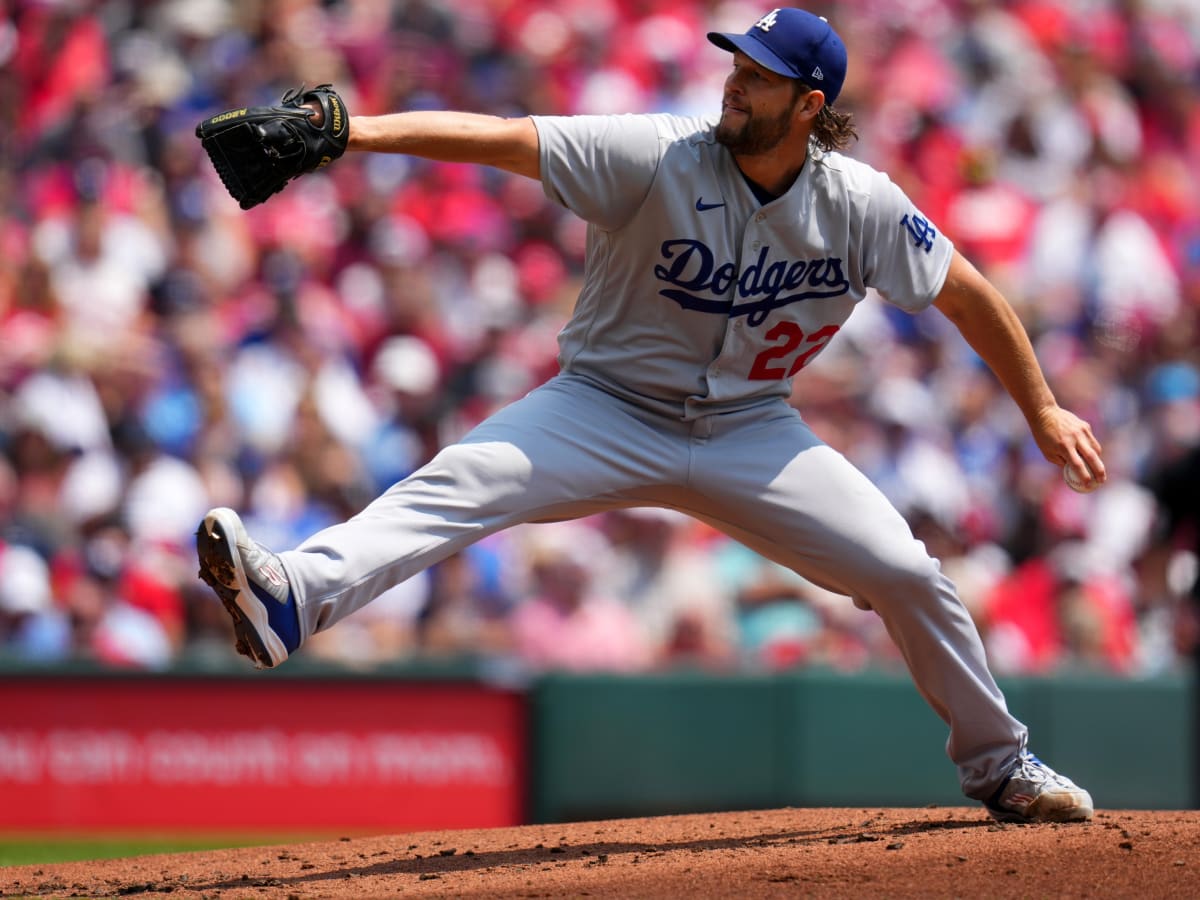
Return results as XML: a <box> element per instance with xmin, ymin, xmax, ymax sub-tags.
<box><xmin>509</xmin><ymin>523</ymin><xmax>651</xmax><ymax>673</ymax></box>
<box><xmin>597</xmin><ymin>508</ymin><xmax>736</xmax><ymax>667</ymax></box>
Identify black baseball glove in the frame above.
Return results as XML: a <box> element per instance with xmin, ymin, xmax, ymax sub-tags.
<box><xmin>195</xmin><ymin>84</ymin><xmax>349</xmax><ymax>210</ymax></box>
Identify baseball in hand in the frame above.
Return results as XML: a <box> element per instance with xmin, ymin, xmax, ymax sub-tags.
<box><xmin>1063</xmin><ymin>462</ymin><xmax>1098</xmax><ymax>493</ymax></box>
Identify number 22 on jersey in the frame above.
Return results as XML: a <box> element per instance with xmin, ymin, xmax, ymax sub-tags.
<box><xmin>747</xmin><ymin>323</ymin><xmax>841</xmax><ymax>380</ymax></box>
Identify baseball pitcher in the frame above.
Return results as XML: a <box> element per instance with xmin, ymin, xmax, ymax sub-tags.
<box><xmin>195</xmin><ymin>8</ymin><xmax>1104</xmax><ymax>823</ymax></box>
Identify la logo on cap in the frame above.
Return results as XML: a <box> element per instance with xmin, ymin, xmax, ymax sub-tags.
<box><xmin>754</xmin><ymin>9</ymin><xmax>780</xmax><ymax>31</ymax></box>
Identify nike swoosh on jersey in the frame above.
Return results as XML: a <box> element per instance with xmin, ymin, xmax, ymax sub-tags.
<box><xmin>695</xmin><ymin>198</ymin><xmax>725</xmax><ymax>211</ymax></box>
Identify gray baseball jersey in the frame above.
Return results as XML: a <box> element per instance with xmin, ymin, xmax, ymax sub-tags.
<box><xmin>533</xmin><ymin>112</ymin><xmax>953</xmax><ymax>419</ymax></box>
<box><xmin>275</xmin><ymin>111</ymin><xmax>1027</xmax><ymax>801</ymax></box>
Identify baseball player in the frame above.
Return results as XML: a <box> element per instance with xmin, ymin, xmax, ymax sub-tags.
<box><xmin>196</xmin><ymin>8</ymin><xmax>1104</xmax><ymax>823</ymax></box>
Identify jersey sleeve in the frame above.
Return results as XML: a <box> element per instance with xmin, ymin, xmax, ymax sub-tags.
<box><xmin>858</xmin><ymin>171</ymin><xmax>954</xmax><ymax>313</ymax></box>
<box><xmin>532</xmin><ymin>114</ymin><xmax>663</xmax><ymax>232</ymax></box>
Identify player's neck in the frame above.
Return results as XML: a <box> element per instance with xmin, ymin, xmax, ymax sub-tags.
<box><xmin>732</xmin><ymin>148</ymin><xmax>808</xmax><ymax>203</ymax></box>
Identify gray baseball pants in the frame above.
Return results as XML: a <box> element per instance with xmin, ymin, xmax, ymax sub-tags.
<box><xmin>277</xmin><ymin>373</ymin><xmax>1026</xmax><ymax>799</ymax></box>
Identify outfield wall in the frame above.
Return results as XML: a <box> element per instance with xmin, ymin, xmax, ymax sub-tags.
<box><xmin>0</xmin><ymin>666</ymin><xmax>1191</xmax><ymax>832</ymax></box>
<box><xmin>530</xmin><ymin>669</ymin><xmax>1194</xmax><ymax>821</ymax></box>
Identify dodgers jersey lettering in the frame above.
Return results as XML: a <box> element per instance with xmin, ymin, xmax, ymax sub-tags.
<box><xmin>532</xmin><ymin>113</ymin><xmax>954</xmax><ymax>419</ymax></box>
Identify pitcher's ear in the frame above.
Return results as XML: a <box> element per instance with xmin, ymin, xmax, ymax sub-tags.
<box><xmin>800</xmin><ymin>89</ymin><xmax>826</xmax><ymax>119</ymax></box>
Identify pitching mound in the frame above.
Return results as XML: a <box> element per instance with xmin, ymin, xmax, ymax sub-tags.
<box><xmin>2</xmin><ymin>807</ymin><xmax>1196</xmax><ymax>898</ymax></box>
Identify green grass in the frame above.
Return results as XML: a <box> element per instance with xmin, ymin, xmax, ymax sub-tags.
<box><xmin>0</xmin><ymin>836</ymin><xmax>279</xmax><ymax>867</ymax></box>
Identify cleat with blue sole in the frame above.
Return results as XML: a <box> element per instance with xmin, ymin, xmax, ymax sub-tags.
<box><xmin>196</xmin><ymin>507</ymin><xmax>301</xmax><ymax>669</ymax></box>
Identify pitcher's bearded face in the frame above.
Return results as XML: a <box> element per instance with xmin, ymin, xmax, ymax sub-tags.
<box><xmin>715</xmin><ymin>54</ymin><xmax>809</xmax><ymax>156</ymax></box>
<box><xmin>715</xmin><ymin>102</ymin><xmax>796</xmax><ymax>155</ymax></box>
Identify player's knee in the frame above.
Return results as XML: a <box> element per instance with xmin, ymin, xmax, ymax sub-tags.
<box><xmin>854</xmin><ymin>543</ymin><xmax>944</xmax><ymax>611</ymax></box>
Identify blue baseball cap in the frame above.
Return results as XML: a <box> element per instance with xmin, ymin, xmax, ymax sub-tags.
<box><xmin>707</xmin><ymin>8</ymin><xmax>848</xmax><ymax>104</ymax></box>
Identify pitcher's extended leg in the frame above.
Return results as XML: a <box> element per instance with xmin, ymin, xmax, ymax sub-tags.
<box><xmin>682</xmin><ymin>403</ymin><xmax>1024</xmax><ymax>800</ymax></box>
<box><xmin>277</xmin><ymin>376</ymin><xmax>684</xmax><ymax>640</ymax></box>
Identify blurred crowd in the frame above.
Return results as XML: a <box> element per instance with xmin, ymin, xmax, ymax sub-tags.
<box><xmin>0</xmin><ymin>0</ymin><xmax>1198</xmax><ymax>678</ymax></box>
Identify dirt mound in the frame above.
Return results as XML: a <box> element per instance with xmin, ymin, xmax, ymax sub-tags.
<box><xmin>2</xmin><ymin>807</ymin><xmax>1196</xmax><ymax>898</ymax></box>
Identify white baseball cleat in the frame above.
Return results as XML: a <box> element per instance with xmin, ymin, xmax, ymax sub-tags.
<box><xmin>985</xmin><ymin>752</ymin><xmax>1094</xmax><ymax>823</ymax></box>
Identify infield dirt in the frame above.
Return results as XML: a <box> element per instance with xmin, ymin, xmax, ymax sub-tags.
<box><xmin>2</xmin><ymin>806</ymin><xmax>1197</xmax><ymax>898</ymax></box>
